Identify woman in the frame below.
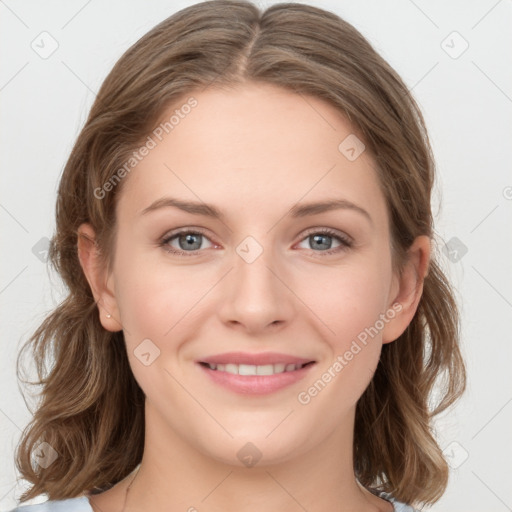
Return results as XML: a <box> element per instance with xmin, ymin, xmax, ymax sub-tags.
<box><xmin>11</xmin><ymin>1</ymin><xmax>466</xmax><ymax>511</ymax></box>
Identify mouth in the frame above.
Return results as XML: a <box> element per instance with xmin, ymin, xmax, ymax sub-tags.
<box><xmin>198</xmin><ymin>361</ymin><xmax>315</xmax><ymax>375</ymax></box>
<box><xmin>196</xmin><ymin>352</ymin><xmax>317</xmax><ymax>395</ymax></box>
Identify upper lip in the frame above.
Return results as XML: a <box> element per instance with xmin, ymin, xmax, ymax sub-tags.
<box><xmin>198</xmin><ymin>352</ymin><xmax>315</xmax><ymax>366</ymax></box>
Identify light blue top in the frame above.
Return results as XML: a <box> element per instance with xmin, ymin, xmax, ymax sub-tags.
<box><xmin>9</xmin><ymin>493</ymin><xmax>418</xmax><ymax>511</ymax></box>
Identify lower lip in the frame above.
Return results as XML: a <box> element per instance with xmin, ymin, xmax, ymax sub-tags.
<box><xmin>198</xmin><ymin>363</ymin><xmax>315</xmax><ymax>395</ymax></box>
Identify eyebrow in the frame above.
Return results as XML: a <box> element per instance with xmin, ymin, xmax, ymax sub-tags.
<box><xmin>140</xmin><ymin>196</ymin><xmax>373</xmax><ymax>225</ymax></box>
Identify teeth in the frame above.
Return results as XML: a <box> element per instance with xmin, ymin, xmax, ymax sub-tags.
<box><xmin>274</xmin><ymin>363</ymin><xmax>286</xmax><ymax>373</ymax></box>
<box><xmin>225</xmin><ymin>363</ymin><xmax>238</xmax><ymax>374</ymax></box>
<box><xmin>205</xmin><ymin>362</ymin><xmax>307</xmax><ymax>375</ymax></box>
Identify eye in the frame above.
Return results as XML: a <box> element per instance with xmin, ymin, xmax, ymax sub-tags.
<box><xmin>159</xmin><ymin>228</ymin><xmax>214</xmax><ymax>256</ymax></box>
<box><xmin>159</xmin><ymin>227</ymin><xmax>352</xmax><ymax>257</ymax></box>
<box><xmin>296</xmin><ymin>228</ymin><xmax>352</xmax><ymax>256</ymax></box>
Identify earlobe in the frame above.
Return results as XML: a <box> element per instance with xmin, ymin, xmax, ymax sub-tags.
<box><xmin>77</xmin><ymin>222</ymin><xmax>122</xmax><ymax>332</ymax></box>
<box><xmin>381</xmin><ymin>235</ymin><xmax>431</xmax><ymax>344</ymax></box>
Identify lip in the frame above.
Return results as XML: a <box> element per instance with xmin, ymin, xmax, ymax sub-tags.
<box><xmin>196</xmin><ymin>352</ymin><xmax>316</xmax><ymax>395</ymax></box>
<box><xmin>197</xmin><ymin>351</ymin><xmax>314</xmax><ymax>366</ymax></box>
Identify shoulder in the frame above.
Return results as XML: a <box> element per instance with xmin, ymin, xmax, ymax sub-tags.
<box><xmin>377</xmin><ymin>491</ymin><xmax>419</xmax><ymax>512</ymax></box>
<box><xmin>8</xmin><ymin>496</ymin><xmax>93</xmax><ymax>512</ymax></box>
<box><xmin>386</xmin><ymin>496</ymin><xmax>419</xmax><ymax>512</ymax></box>
<box><xmin>392</xmin><ymin>501</ymin><xmax>418</xmax><ymax>512</ymax></box>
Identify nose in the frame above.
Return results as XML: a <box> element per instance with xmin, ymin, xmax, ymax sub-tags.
<box><xmin>217</xmin><ymin>238</ymin><xmax>295</xmax><ymax>334</ymax></box>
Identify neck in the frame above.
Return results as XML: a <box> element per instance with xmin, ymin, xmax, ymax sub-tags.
<box><xmin>108</xmin><ymin>402</ymin><xmax>391</xmax><ymax>512</ymax></box>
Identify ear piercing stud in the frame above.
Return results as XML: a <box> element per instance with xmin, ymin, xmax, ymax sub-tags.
<box><xmin>106</xmin><ymin>314</ymin><xmax>112</xmax><ymax>318</ymax></box>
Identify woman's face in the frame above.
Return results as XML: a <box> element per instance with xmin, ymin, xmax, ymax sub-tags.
<box><xmin>84</xmin><ymin>82</ymin><xmax>424</xmax><ymax>467</ymax></box>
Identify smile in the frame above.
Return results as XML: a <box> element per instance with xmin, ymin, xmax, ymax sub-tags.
<box><xmin>197</xmin><ymin>355</ymin><xmax>316</xmax><ymax>395</ymax></box>
<box><xmin>200</xmin><ymin>361</ymin><xmax>314</xmax><ymax>375</ymax></box>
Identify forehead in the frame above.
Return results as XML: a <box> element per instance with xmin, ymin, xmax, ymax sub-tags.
<box><xmin>117</xmin><ymin>82</ymin><xmax>387</xmax><ymax>226</ymax></box>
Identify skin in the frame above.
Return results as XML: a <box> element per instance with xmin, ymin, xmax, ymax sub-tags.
<box><xmin>78</xmin><ymin>82</ymin><xmax>430</xmax><ymax>512</ymax></box>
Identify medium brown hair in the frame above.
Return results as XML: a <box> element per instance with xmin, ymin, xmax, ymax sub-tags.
<box><xmin>15</xmin><ymin>0</ymin><xmax>466</xmax><ymax>507</ymax></box>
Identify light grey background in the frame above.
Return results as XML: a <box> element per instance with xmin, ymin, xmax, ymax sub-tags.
<box><xmin>1</xmin><ymin>1</ymin><xmax>511</xmax><ymax>511</ymax></box>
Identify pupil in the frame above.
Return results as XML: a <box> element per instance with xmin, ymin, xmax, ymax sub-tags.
<box><xmin>312</xmin><ymin>234</ymin><xmax>331</xmax><ymax>250</ymax></box>
<box><xmin>181</xmin><ymin>234</ymin><xmax>201</xmax><ymax>250</ymax></box>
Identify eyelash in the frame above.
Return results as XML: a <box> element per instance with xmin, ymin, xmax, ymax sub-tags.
<box><xmin>159</xmin><ymin>227</ymin><xmax>353</xmax><ymax>258</ymax></box>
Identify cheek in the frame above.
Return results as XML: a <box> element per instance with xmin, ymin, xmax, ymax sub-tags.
<box><xmin>295</xmin><ymin>258</ymin><xmax>391</xmax><ymax>404</ymax></box>
<box><xmin>113</xmin><ymin>234</ymin><xmax>392</xmax><ymax>397</ymax></box>
<box><xmin>115</xmin><ymin>249</ymin><xmax>392</xmax><ymax>345</ymax></box>
<box><xmin>112</xmin><ymin>233</ymin><xmax>209</xmax><ymax>331</ymax></box>
<box><xmin>112</xmin><ymin>251</ymin><xmax>222</xmax><ymax>388</ymax></box>
<box><xmin>296</xmin><ymin>256</ymin><xmax>391</xmax><ymax>343</ymax></box>
<box><xmin>115</xmin><ymin>267</ymin><xmax>199</xmax><ymax>339</ymax></box>
<box><xmin>112</xmin><ymin>263</ymin><xmax>197</xmax><ymax>394</ymax></box>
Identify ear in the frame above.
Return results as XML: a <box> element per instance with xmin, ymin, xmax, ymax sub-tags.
<box><xmin>381</xmin><ymin>235</ymin><xmax>431</xmax><ymax>344</ymax></box>
<box><xmin>77</xmin><ymin>222</ymin><xmax>122</xmax><ymax>332</ymax></box>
